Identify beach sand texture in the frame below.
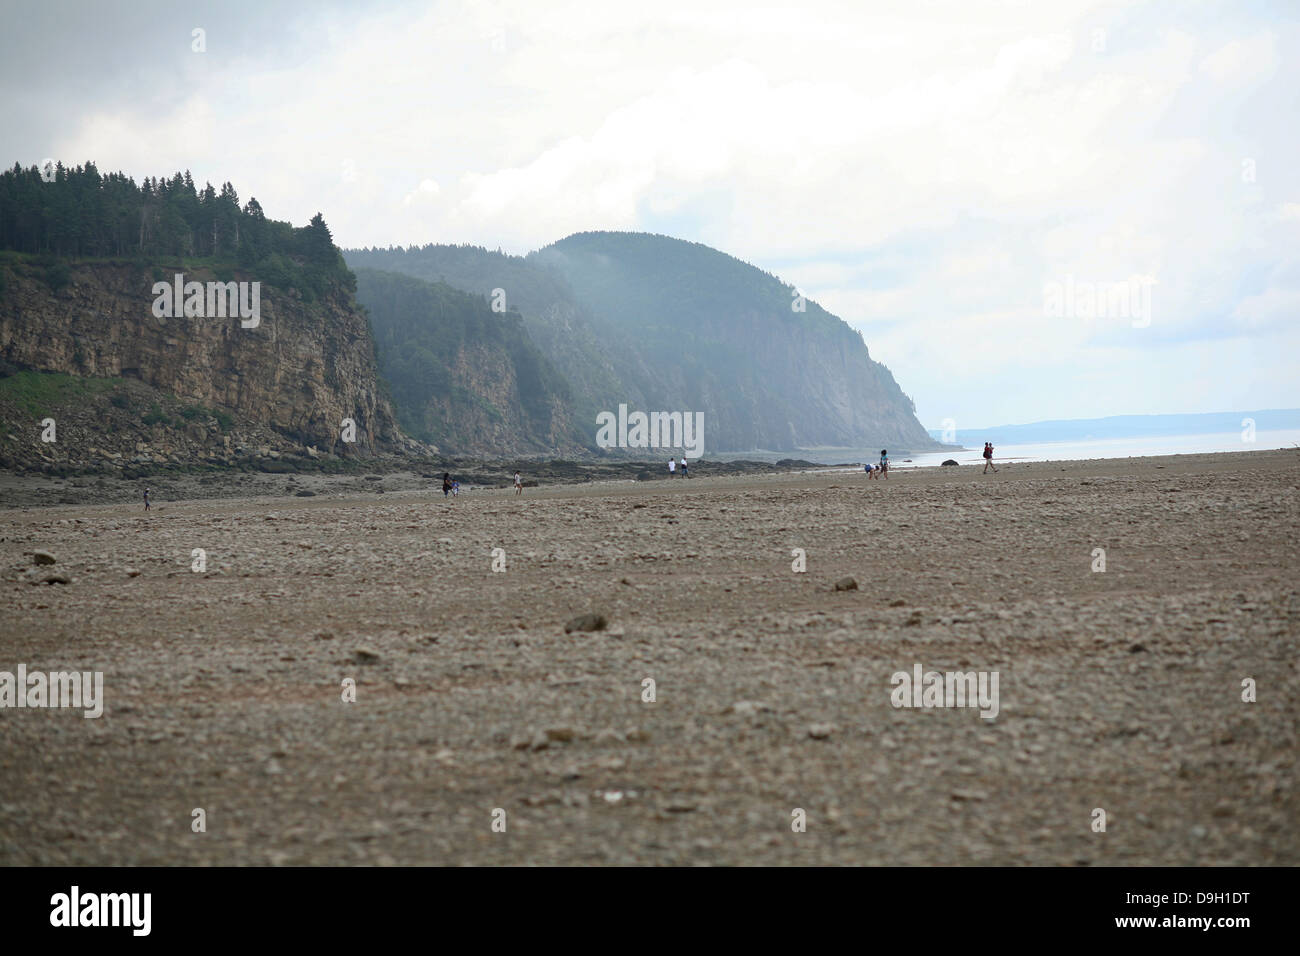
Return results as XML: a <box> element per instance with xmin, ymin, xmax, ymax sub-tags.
<box><xmin>1</xmin><ymin>449</ymin><xmax>1296</xmax><ymax>865</ymax></box>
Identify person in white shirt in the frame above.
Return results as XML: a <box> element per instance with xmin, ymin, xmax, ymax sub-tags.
<box><xmin>668</xmin><ymin>458</ymin><xmax>676</xmax><ymax>476</ymax></box>
<box><xmin>514</xmin><ymin>471</ymin><xmax>523</xmax><ymax>496</ymax></box>
<box><xmin>680</xmin><ymin>457</ymin><xmax>689</xmax><ymax>478</ymax></box>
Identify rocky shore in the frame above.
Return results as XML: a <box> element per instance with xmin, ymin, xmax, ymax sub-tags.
<box><xmin>1</xmin><ymin>448</ymin><xmax>1295</xmax><ymax>865</ymax></box>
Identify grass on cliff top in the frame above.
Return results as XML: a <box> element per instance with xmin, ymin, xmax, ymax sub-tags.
<box><xmin>0</xmin><ymin>370</ymin><xmax>125</xmax><ymax>417</ymax></box>
<box><xmin>0</xmin><ymin>250</ymin><xmax>348</xmax><ymax>301</ymax></box>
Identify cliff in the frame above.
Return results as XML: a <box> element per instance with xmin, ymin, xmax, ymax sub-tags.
<box><xmin>346</xmin><ymin>234</ymin><xmax>938</xmax><ymax>454</ymax></box>
<box><xmin>353</xmin><ymin>268</ymin><xmax>582</xmax><ymax>456</ymax></box>
<box><xmin>0</xmin><ymin>254</ymin><xmax>402</xmax><ymax>460</ymax></box>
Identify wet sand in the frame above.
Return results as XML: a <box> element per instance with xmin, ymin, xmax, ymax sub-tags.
<box><xmin>1</xmin><ymin>449</ymin><xmax>1296</xmax><ymax>865</ymax></box>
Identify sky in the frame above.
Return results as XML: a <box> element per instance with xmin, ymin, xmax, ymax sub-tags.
<box><xmin>2</xmin><ymin>0</ymin><xmax>1297</xmax><ymax>429</ymax></box>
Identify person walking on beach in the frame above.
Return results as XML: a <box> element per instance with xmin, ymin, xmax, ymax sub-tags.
<box><xmin>514</xmin><ymin>471</ymin><xmax>523</xmax><ymax>496</ymax></box>
<box><xmin>143</xmin><ymin>487</ymin><xmax>151</xmax><ymax>511</ymax></box>
<box><xmin>680</xmin><ymin>457</ymin><xmax>689</xmax><ymax>479</ymax></box>
<box><xmin>442</xmin><ymin>472</ymin><xmax>453</xmax><ymax>497</ymax></box>
<box><xmin>878</xmin><ymin>450</ymin><xmax>889</xmax><ymax>479</ymax></box>
<box><xmin>668</xmin><ymin>458</ymin><xmax>676</xmax><ymax>477</ymax></box>
<box><xmin>983</xmin><ymin>442</ymin><xmax>998</xmax><ymax>474</ymax></box>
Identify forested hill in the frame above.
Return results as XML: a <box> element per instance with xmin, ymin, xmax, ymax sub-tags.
<box><xmin>0</xmin><ymin>161</ymin><xmax>349</xmax><ymax>299</ymax></box>
<box><xmin>346</xmin><ymin>234</ymin><xmax>937</xmax><ymax>453</ymax></box>
<box><xmin>343</xmin><ymin>243</ymin><xmax>625</xmax><ymax>433</ymax></box>
<box><xmin>353</xmin><ymin>268</ymin><xmax>583</xmax><ymax>455</ymax></box>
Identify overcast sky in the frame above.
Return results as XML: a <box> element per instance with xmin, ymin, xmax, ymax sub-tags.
<box><xmin>2</xmin><ymin>0</ymin><xmax>1296</xmax><ymax>428</ymax></box>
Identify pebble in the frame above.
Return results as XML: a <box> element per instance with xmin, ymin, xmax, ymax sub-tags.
<box><xmin>564</xmin><ymin>613</ymin><xmax>608</xmax><ymax>633</ymax></box>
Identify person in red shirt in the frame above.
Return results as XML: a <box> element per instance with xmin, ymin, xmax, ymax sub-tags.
<box><xmin>983</xmin><ymin>442</ymin><xmax>998</xmax><ymax>474</ymax></box>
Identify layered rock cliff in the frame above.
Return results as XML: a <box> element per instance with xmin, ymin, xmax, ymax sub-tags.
<box><xmin>0</xmin><ymin>256</ymin><xmax>401</xmax><ymax>456</ymax></box>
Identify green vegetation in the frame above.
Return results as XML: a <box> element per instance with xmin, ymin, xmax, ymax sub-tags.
<box><xmin>353</xmin><ymin>268</ymin><xmax>573</xmax><ymax>448</ymax></box>
<box><xmin>0</xmin><ymin>369</ymin><xmax>123</xmax><ymax>416</ymax></box>
<box><xmin>43</xmin><ymin>259</ymin><xmax>71</xmax><ymax>291</ymax></box>
<box><xmin>0</xmin><ymin>162</ymin><xmax>351</xmax><ymax>298</ymax></box>
<box><xmin>141</xmin><ymin>402</ymin><xmax>171</xmax><ymax>426</ymax></box>
<box><xmin>138</xmin><ymin>400</ymin><xmax>231</xmax><ymax>432</ymax></box>
<box><xmin>344</xmin><ymin>244</ymin><xmax>621</xmax><ymax>431</ymax></box>
<box><xmin>345</xmin><ymin>231</ymin><xmax>935</xmax><ymax>452</ymax></box>
<box><xmin>0</xmin><ymin>370</ymin><xmax>237</xmax><ymax>453</ymax></box>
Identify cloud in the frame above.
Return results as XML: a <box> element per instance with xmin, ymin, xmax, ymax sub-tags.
<box><xmin>402</xmin><ymin>179</ymin><xmax>441</xmax><ymax>206</ymax></box>
<box><xmin>1198</xmin><ymin>32</ymin><xmax>1279</xmax><ymax>85</ymax></box>
<box><xmin>5</xmin><ymin>0</ymin><xmax>1298</xmax><ymax>425</ymax></box>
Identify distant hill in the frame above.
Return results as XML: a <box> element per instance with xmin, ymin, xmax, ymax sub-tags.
<box><xmin>929</xmin><ymin>409</ymin><xmax>1300</xmax><ymax>444</ymax></box>
<box><xmin>345</xmin><ymin>243</ymin><xmax>624</xmax><ymax>435</ymax></box>
<box><xmin>345</xmin><ymin>232</ymin><xmax>937</xmax><ymax>454</ymax></box>
<box><xmin>353</xmin><ymin>268</ymin><xmax>582</xmax><ymax>455</ymax></box>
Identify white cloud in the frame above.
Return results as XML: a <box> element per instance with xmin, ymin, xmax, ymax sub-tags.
<box><xmin>1198</xmin><ymin>32</ymin><xmax>1279</xmax><ymax>85</ymax></box>
<box><xmin>37</xmin><ymin>0</ymin><xmax>1300</xmax><ymax>424</ymax></box>
<box><xmin>402</xmin><ymin>179</ymin><xmax>441</xmax><ymax>206</ymax></box>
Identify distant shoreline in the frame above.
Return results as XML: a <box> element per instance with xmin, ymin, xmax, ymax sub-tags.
<box><xmin>2</xmin><ymin>446</ymin><xmax>1295</xmax><ymax>511</ymax></box>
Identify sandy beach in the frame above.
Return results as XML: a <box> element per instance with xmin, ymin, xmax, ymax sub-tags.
<box><xmin>1</xmin><ymin>448</ymin><xmax>1296</xmax><ymax>865</ymax></box>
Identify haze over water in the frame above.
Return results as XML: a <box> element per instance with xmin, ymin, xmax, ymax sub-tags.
<box><xmin>723</xmin><ymin>430</ymin><xmax>1300</xmax><ymax>467</ymax></box>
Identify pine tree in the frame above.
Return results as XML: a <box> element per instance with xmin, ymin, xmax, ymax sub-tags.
<box><xmin>304</xmin><ymin>212</ymin><xmax>336</xmax><ymax>264</ymax></box>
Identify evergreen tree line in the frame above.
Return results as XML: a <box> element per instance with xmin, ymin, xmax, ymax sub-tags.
<box><xmin>0</xmin><ymin>161</ymin><xmax>345</xmax><ymax>279</ymax></box>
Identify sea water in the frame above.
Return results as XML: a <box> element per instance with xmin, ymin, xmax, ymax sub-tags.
<box><xmin>714</xmin><ymin>430</ymin><xmax>1300</xmax><ymax>467</ymax></box>
<box><xmin>878</xmin><ymin>430</ymin><xmax>1300</xmax><ymax>468</ymax></box>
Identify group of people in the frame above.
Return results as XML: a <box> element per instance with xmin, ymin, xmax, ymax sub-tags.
<box><xmin>441</xmin><ymin>471</ymin><xmax>525</xmax><ymax>496</ymax></box>
<box><xmin>667</xmin><ymin>457</ymin><xmax>690</xmax><ymax>478</ymax></box>
<box><xmin>859</xmin><ymin>443</ymin><xmax>999</xmax><ymax>479</ymax></box>
<box><xmin>982</xmin><ymin>442</ymin><xmax>998</xmax><ymax>473</ymax></box>
<box><xmin>865</xmin><ymin>449</ymin><xmax>889</xmax><ymax>479</ymax></box>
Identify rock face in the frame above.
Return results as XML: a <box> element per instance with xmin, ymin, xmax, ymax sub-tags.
<box><xmin>345</xmin><ymin>234</ymin><xmax>941</xmax><ymax>454</ymax></box>
<box><xmin>353</xmin><ymin>268</ymin><xmax>582</xmax><ymax>456</ymax></box>
<box><xmin>531</xmin><ymin>232</ymin><xmax>938</xmax><ymax>453</ymax></box>
<box><xmin>0</xmin><ymin>259</ymin><xmax>399</xmax><ymax>455</ymax></box>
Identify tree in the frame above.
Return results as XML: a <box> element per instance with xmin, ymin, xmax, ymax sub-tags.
<box><xmin>304</xmin><ymin>212</ymin><xmax>336</xmax><ymax>265</ymax></box>
<box><xmin>0</xmin><ymin>165</ymin><xmax>353</xmax><ymax>292</ymax></box>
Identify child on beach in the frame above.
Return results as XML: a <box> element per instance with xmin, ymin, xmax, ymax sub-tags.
<box><xmin>668</xmin><ymin>458</ymin><xmax>676</xmax><ymax>477</ymax></box>
<box><xmin>143</xmin><ymin>487</ymin><xmax>151</xmax><ymax>511</ymax></box>
<box><xmin>451</xmin><ymin>480</ymin><xmax>460</xmax><ymax>497</ymax></box>
<box><xmin>514</xmin><ymin>471</ymin><xmax>523</xmax><ymax>496</ymax></box>
<box><xmin>878</xmin><ymin>450</ymin><xmax>889</xmax><ymax>478</ymax></box>
<box><xmin>680</xmin><ymin>457</ymin><xmax>689</xmax><ymax>478</ymax></box>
